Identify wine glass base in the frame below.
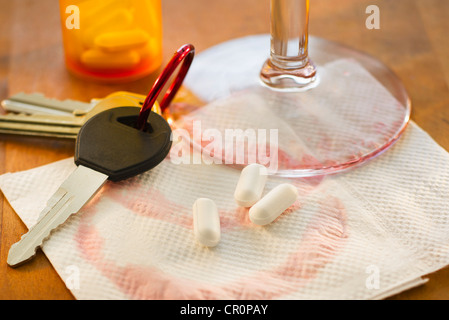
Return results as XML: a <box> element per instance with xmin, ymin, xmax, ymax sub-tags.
<box><xmin>260</xmin><ymin>58</ymin><xmax>320</xmax><ymax>92</ymax></box>
<box><xmin>182</xmin><ymin>35</ymin><xmax>411</xmax><ymax>177</ymax></box>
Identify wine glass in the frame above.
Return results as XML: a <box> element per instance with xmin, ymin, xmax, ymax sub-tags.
<box><xmin>178</xmin><ymin>0</ymin><xmax>411</xmax><ymax>177</ymax></box>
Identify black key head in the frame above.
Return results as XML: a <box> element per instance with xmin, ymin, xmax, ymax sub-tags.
<box><xmin>75</xmin><ymin>107</ymin><xmax>172</xmax><ymax>181</ymax></box>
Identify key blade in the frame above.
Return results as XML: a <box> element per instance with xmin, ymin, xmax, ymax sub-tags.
<box><xmin>0</xmin><ymin>128</ymin><xmax>77</xmax><ymax>139</ymax></box>
<box><xmin>1</xmin><ymin>93</ymin><xmax>94</xmax><ymax>115</ymax></box>
<box><xmin>1</xmin><ymin>99</ymin><xmax>74</xmax><ymax>116</ymax></box>
<box><xmin>0</xmin><ymin>112</ymin><xmax>82</xmax><ymax>138</ymax></box>
<box><xmin>0</xmin><ymin>112</ymin><xmax>84</xmax><ymax>126</ymax></box>
<box><xmin>0</xmin><ymin>122</ymin><xmax>79</xmax><ymax>139</ymax></box>
<box><xmin>7</xmin><ymin>165</ymin><xmax>108</xmax><ymax>268</ymax></box>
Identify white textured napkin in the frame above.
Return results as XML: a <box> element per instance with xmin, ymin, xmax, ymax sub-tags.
<box><xmin>2</xmin><ymin>35</ymin><xmax>449</xmax><ymax>300</ymax></box>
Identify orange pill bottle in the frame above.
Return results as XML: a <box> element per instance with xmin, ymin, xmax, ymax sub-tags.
<box><xmin>59</xmin><ymin>0</ymin><xmax>162</xmax><ymax>83</ymax></box>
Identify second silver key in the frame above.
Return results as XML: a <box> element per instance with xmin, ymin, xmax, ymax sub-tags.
<box><xmin>0</xmin><ymin>93</ymin><xmax>144</xmax><ymax>139</ymax></box>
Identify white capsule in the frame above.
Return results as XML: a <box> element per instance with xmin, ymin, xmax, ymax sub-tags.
<box><xmin>249</xmin><ymin>183</ymin><xmax>298</xmax><ymax>226</ymax></box>
<box><xmin>193</xmin><ymin>198</ymin><xmax>221</xmax><ymax>247</ymax></box>
<box><xmin>234</xmin><ymin>164</ymin><xmax>268</xmax><ymax>207</ymax></box>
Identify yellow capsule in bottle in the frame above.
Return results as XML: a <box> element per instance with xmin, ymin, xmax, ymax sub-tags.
<box><xmin>82</xmin><ymin>8</ymin><xmax>134</xmax><ymax>48</ymax></box>
<box><xmin>94</xmin><ymin>29</ymin><xmax>150</xmax><ymax>52</ymax></box>
<box><xmin>80</xmin><ymin>49</ymin><xmax>140</xmax><ymax>70</ymax></box>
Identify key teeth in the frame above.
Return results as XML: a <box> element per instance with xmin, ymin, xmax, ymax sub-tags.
<box><xmin>7</xmin><ymin>210</ymin><xmax>78</xmax><ymax>268</ymax></box>
<box><xmin>7</xmin><ymin>167</ymin><xmax>107</xmax><ymax>268</ymax></box>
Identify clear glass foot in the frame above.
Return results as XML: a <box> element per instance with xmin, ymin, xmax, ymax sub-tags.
<box><xmin>260</xmin><ymin>57</ymin><xmax>319</xmax><ymax>92</ymax></box>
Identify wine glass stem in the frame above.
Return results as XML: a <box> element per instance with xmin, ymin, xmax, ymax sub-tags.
<box><xmin>271</xmin><ymin>0</ymin><xmax>309</xmax><ymax>68</ymax></box>
<box><xmin>260</xmin><ymin>0</ymin><xmax>318</xmax><ymax>91</ymax></box>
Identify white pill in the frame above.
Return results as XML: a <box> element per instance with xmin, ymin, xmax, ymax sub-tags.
<box><xmin>234</xmin><ymin>164</ymin><xmax>268</xmax><ymax>207</ymax></box>
<box><xmin>249</xmin><ymin>183</ymin><xmax>298</xmax><ymax>226</ymax></box>
<box><xmin>193</xmin><ymin>198</ymin><xmax>221</xmax><ymax>247</ymax></box>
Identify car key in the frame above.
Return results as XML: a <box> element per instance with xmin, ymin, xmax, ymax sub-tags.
<box><xmin>7</xmin><ymin>107</ymin><xmax>172</xmax><ymax>267</ymax></box>
<box><xmin>7</xmin><ymin>43</ymin><xmax>195</xmax><ymax>268</ymax></box>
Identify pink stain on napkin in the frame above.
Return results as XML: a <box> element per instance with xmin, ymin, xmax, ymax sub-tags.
<box><xmin>74</xmin><ymin>178</ymin><xmax>347</xmax><ymax>300</ymax></box>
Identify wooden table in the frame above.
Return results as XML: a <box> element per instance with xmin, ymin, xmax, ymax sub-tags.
<box><xmin>1</xmin><ymin>0</ymin><xmax>448</xmax><ymax>300</ymax></box>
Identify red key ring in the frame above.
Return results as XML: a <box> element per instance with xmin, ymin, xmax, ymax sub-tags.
<box><xmin>136</xmin><ymin>44</ymin><xmax>195</xmax><ymax>130</ymax></box>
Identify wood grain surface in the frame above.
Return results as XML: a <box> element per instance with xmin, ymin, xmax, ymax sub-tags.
<box><xmin>0</xmin><ymin>0</ymin><xmax>448</xmax><ymax>300</ymax></box>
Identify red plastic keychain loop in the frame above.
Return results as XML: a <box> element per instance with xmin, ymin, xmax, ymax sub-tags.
<box><xmin>136</xmin><ymin>44</ymin><xmax>195</xmax><ymax>130</ymax></box>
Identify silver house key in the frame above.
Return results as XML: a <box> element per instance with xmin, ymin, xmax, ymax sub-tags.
<box><xmin>7</xmin><ymin>107</ymin><xmax>172</xmax><ymax>267</ymax></box>
<box><xmin>0</xmin><ymin>91</ymin><xmax>148</xmax><ymax>139</ymax></box>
